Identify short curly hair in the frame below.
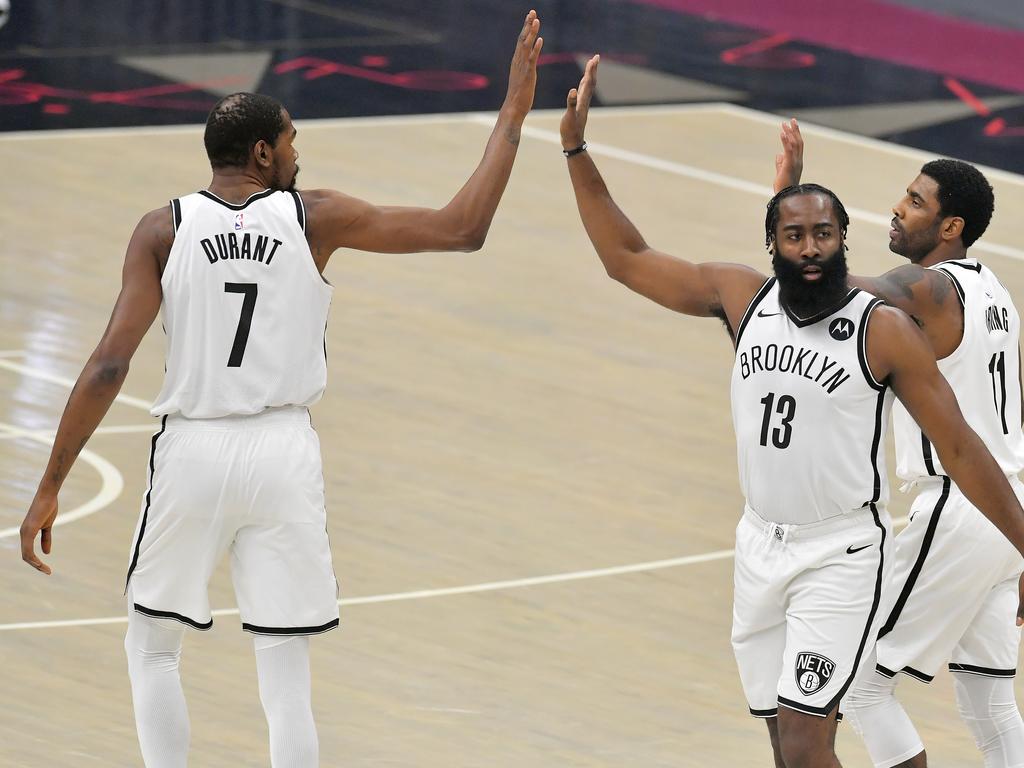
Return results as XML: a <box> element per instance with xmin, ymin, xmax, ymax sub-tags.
<box><xmin>920</xmin><ymin>159</ymin><xmax>994</xmax><ymax>248</ymax></box>
<box><xmin>203</xmin><ymin>92</ymin><xmax>286</xmax><ymax>169</ymax></box>
<box><xmin>765</xmin><ymin>183</ymin><xmax>849</xmax><ymax>250</ymax></box>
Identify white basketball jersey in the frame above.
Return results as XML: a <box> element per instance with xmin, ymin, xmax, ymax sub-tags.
<box><xmin>150</xmin><ymin>189</ymin><xmax>332</xmax><ymax>419</ymax></box>
<box><xmin>731</xmin><ymin>279</ymin><xmax>894</xmax><ymax>524</ymax></box>
<box><xmin>895</xmin><ymin>258</ymin><xmax>1024</xmax><ymax>481</ymax></box>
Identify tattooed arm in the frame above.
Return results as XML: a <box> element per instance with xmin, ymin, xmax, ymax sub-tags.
<box><xmin>850</xmin><ymin>264</ymin><xmax>964</xmax><ymax>358</ymax></box>
<box><xmin>20</xmin><ymin>207</ymin><xmax>170</xmax><ymax>575</ymax></box>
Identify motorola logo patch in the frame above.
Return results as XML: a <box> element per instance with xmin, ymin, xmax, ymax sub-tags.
<box><xmin>795</xmin><ymin>652</ymin><xmax>835</xmax><ymax>695</ymax></box>
<box><xmin>828</xmin><ymin>318</ymin><xmax>855</xmax><ymax>341</ymax></box>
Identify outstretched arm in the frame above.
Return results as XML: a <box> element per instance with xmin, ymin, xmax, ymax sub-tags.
<box><xmin>20</xmin><ymin>208</ymin><xmax>169</xmax><ymax>575</ymax></box>
<box><xmin>871</xmin><ymin>307</ymin><xmax>1024</xmax><ymax>561</ymax></box>
<box><xmin>302</xmin><ymin>11</ymin><xmax>544</xmax><ymax>267</ymax></box>
<box><xmin>560</xmin><ymin>55</ymin><xmax>765</xmax><ymax>325</ymax></box>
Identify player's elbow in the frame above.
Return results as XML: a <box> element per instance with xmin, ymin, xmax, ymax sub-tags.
<box><xmin>454</xmin><ymin>225</ymin><xmax>487</xmax><ymax>252</ymax></box>
<box><xmin>601</xmin><ymin>250</ymin><xmax>633</xmax><ymax>283</ymax></box>
<box><xmin>89</xmin><ymin>357</ymin><xmax>130</xmax><ymax>388</ymax></box>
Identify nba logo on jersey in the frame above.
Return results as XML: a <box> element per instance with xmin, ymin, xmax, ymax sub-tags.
<box><xmin>828</xmin><ymin>318</ymin><xmax>855</xmax><ymax>341</ymax></box>
<box><xmin>234</xmin><ymin>213</ymin><xmax>244</xmax><ymax>231</ymax></box>
<box><xmin>795</xmin><ymin>652</ymin><xmax>835</xmax><ymax>695</ymax></box>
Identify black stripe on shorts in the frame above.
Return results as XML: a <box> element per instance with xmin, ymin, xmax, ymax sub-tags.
<box><xmin>949</xmin><ymin>663</ymin><xmax>1016</xmax><ymax>678</ymax></box>
<box><xmin>124</xmin><ymin>415</ymin><xmax>168</xmax><ymax>593</ymax></box>
<box><xmin>878</xmin><ymin>476</ymin><xmax>951</xmax><ymax>638</ymax></box>
<box><xmin>242</xmin><ymin>618</ymin><xmax>340</xmax><ymax>637</ymax></box>
<box><xmin>134</xmin><ymin>602</ymin><xmax>213</xmax><ymax>631</ymax></box>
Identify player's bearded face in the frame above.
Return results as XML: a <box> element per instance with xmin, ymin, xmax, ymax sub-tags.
<box><xmin>772</xmin><ymin>243</ymin><xmax>849</xmax><ymax>318</ymax></box>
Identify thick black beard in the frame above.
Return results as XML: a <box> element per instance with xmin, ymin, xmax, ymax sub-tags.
<box><xmin>772</xmin><ymin>246</ymin><xmax>850</xmax><ymax>319</ymax></box>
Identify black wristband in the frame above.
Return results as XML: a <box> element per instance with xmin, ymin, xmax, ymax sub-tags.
<box><xmin>562</xmin><ymin>141</ymin><xmax>588</xmax><ymax>158</ymax></box>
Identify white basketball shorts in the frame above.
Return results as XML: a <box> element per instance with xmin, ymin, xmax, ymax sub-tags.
<box><xmin>875</xmin><ymin>475</ymin><xmax>1024</xmax><ymax>682</ymax></box>
<box><xmin>732</xmin><ymin>504</ymin><xmax>894</xmax><ymax>718</ymax></box>
<box><xmin>125</xmin><ymin>406</ymin><xmax>339</xmax><ymax>635</ymax></box>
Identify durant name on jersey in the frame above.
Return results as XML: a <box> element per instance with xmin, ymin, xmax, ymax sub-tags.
<box><xmin>200</xmin><ymin>232</ymin><xmax>284</xmax><ymax>266</ymax></box>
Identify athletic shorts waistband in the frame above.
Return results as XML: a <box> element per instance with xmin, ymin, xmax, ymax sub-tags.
<box><xmin>903</xmin><ymin>473</ymin><xmax>1023</xmax><ymax>492</ymax></box>
<box><xmin>742</xmin><ymin>504</ymin><xmax>888</xmax><ymax>542</ymax></box>
<box><xmin>164</xmin><ymin>405</ymin><xmax>311</xmax><ymax>432</ymax></box>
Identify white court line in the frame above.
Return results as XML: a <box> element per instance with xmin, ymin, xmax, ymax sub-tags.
<box><xmin>0</xmin><ymin>422</ymin><xmax>124</xmax><ymax>540</ymax></box>
<box><xmin>0</xmin><ymin>549</ymin><xmax>734</xmax><ymax>631</ymax></box>
<box><xmin>1</xmin><ymin>513</ymin><xmax>911</xmax><ymax>632</ymax></box>
<box><xmin>0</xmin><ymin>423</ymin><xmax>158</xmax><ymax>442</ymax></box>
<box><xmin>0</xmin><ymin>359</ymin><xmax>152</xmax><ymax>411</ymax></box>
<box><xmin>490</xmin><ymin>118</ymin><xmax>1024</xmax><ymax>264</ymax></box>
<box><xmin>717</xmin><ymin>102</ymin><xmax>1024</xmax><ymax>190</ymax></box>
<box><xmin>0</xmin><ymin>103</ymin><xmax>725</xmax><ymax>141</ymax></box>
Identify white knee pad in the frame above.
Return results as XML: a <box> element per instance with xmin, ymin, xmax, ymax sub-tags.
<box><xmin>844</xmin><ymin>670</ymin><xmax>924</xmax><ymax>768</ymax></box>
<box><xmin>953</xmin><ymin>672</ymin><xmax>1024</xmax><ymax>768</ymax></box>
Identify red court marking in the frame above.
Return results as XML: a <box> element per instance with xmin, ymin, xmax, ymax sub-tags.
<box><xmin>943</xmin><ymin>77</ymin><xmax>1024</xmax><ymax>137</ymax></box>
<box><xmin>42</xmin><ymin>103</ymin><xmax>70</xmax><ymax>114</ymax></box>
<box><xmin>0</xmin><ymin>69</ymin><xmax>225</xmax><ymax>111</ymax></box>
<box><xmin>943</xmin><ymin>77</ymin><xmax>991</xmax><ymax>117</ymax></box>
<box><xmin>360</xmin><ymin>55</ymin><xmax>390</xmax><ymax>68</ymax></box>
<box><xmin>720</xmin><ymin>33</ymin><xmax>815</xmax><ymax>68</ymax></box>
<box><xmin>535</xmin><ymin>52</ymin><xmax>649</xmax><ymax>66</ymax></box>
<box><xmin>625</xmin><ymin>0</ymin><xmax>1024</xmax><ymax>94</ymax></box>
<box><xmin>275</xmin><ymin>57</ymin><xmax>487</xmax><ymax>91</ymax></box>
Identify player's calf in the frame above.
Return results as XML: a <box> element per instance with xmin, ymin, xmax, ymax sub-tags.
<box><xmin>777</xmin><ymin>704</ymin><xmax>842</xmax><ymax>768</ymax></box>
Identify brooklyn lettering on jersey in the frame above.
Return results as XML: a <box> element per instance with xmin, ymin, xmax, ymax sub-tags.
<box><xmin>200</xmin><ymin>232</ymin><xmax>284</xmax><ymax>266</ymax></box>
<box><xmin>986</xmin><ymin>303</ymin><xmax>1011</xmax><ymax>333</ymax></box>
<box><xmin>738</xmin><ymin>343</ymin><xmax>850</xmax><ymax>393</ymax></box>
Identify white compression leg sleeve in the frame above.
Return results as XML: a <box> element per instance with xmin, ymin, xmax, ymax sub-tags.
<box><xmin>254</xmin><ymin>634</ymin><xmax>319</xmax><ymax>768</ymax></box>
<box><xmin>953</xmin><ymin>672</ymin><xmax>1024</xmax><ymax>768</ymax></box>
<box><xmin>844</xmin><ymin>670</ymin><xmax>924</xmax><ymax>768</ymax></box>
<box><xmin>124</xmin><ymin>609</ymin><xmax>190</xmax><ymax>768</ymax></box>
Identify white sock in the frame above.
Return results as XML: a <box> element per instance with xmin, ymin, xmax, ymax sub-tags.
<box><xmin>254</xmin><ymin>634</ymin><xmax>319</xmax><ymax>768</ymax></box>
<box><xmin>124</xmin><ymin>609</ymin><xmax>190</xmax><ymax>768</ymax></box>
<box><xmin>844</xmin><ymin>669</ymin><xmax>924</xmax><ymax>768</ymax></box>
<box><xmin>954</xmin><ymin>672</ymin><xmax>1024</xmax><ymax>768</ymax></box>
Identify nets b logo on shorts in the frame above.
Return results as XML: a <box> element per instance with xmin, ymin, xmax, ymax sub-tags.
<box><xmin>795</xmin><ymin>652</ymin><xmax>835</xmax><ymax>695</ymax></box>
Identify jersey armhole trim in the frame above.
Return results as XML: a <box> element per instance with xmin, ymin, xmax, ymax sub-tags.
<box><xmin>857</xmin><ymin>297</ymin><xmax>888</xmax><ymax>392</ymax></box>
<box><xmin>290</xmin><ymin>190</ymin><xmax>306</xmax><ymax>233</ymax></box>
<box><xmin>734</xmin><ymin>277</ymin><xmax>774</xmax><ymax>348</ymax></box>
<box><xmin>170</xmin><ymin>198</ymin><xmax>182</xmax><ymax>233</ymax></box>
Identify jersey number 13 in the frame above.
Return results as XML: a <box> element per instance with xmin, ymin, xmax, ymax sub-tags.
<box><xmin>759</xmin><ymin>392</ymin><xmax>796</xmax><ymax>449</ymax></box>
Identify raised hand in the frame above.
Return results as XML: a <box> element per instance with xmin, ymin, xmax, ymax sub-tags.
<box><xmin>773</xmin><ymin>117</ymin><xmax>804</xmax><ymax>193</ymax></box>
<box><xmin>561</xmin><ymin>54</ymin><xmax>599</xmax><ymax>151</ymax></box>
<box><xmin>21</xmin><ymin>490</ymin><xmax>58</xmax><ymax>575</ymax></box>
<box><xmin>503</xmin><ymin>10</ymin><xmax>544</xmax><ymax>123</ymax></box>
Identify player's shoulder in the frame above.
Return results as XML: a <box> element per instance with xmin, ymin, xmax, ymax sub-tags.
<box><xmin>135</xmin><ymin>204</ymin><xmax>176</xmax><ymax>251</ymax></box>
<box><xmin>865</xmin><ymin>302</ymin><xmax>926</xmax><ymax>348</ymax></box>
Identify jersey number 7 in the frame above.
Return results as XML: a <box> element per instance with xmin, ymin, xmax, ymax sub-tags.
<box><xmin>224</xmin><ymin>282</ymin><xmax>258</xmax><ymax>367</ymax></box>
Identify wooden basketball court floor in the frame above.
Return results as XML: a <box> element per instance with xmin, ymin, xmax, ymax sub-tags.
<box><xmin>3</xmin><ymin>104</ymin><xmax>1024</xmax><ymax>767</ymax></box>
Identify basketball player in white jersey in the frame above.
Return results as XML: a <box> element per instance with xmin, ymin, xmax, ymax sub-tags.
<box><xmin>18</xmin><ymin>12</ymin><xmax>544</xmax><ymax>767</ymax></box>
<box><xmin>776</xmin><ymin>122</ymin><xmax>1024</xmax><ymax>767</ymax></box>
<box><xmin>560</xmin><ymin>56</ymin><xmax>1024</xmax><ymax>768</ymax></box>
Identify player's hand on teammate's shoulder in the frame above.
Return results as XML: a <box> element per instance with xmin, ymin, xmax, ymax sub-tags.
<box><xmin>20</xmin><ymin>490</ymin><xmax>58</xmax><ymax>575</ymax></box>
<box><xmin>503</xmin><ymin>10</ymin><xmax>544</xmax><ymax>123</ymax></box>
<box><xmin>773</xmin><ymin>118</ymin><xmax>803</xmax><ymax>194</ymax></box>
<box><xmin>560</xmin><ymin>54</ymin><xmax>599</xmax><ymax>151</ymax></box>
